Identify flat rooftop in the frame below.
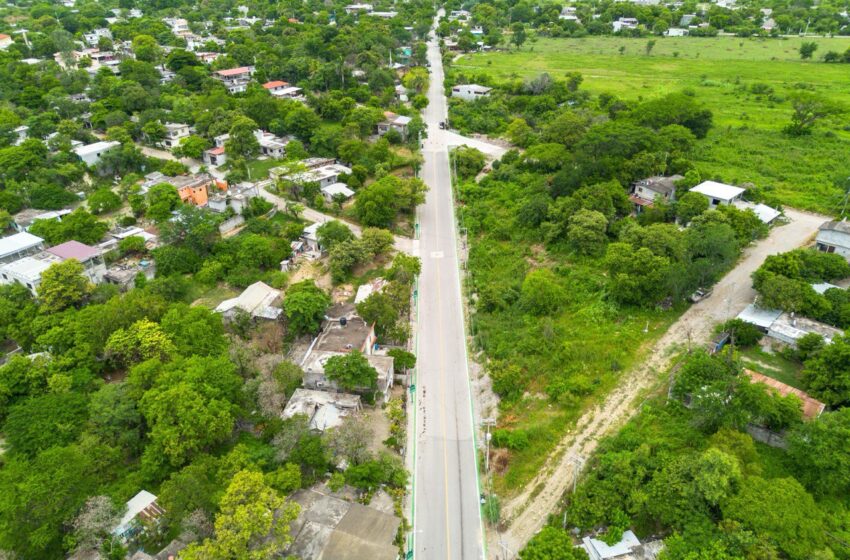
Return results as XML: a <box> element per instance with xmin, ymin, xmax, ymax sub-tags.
<box><xmin>315</xmin><ymin>317</ymin><xmax>373</xmax><ymax>353</ymax></box>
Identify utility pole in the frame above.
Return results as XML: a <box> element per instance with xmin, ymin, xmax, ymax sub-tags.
<box><xmin>568</xmin><ymin>454</ymin><xmax>585</xmax><ymax>495</ymax></box>
<box><xmin>482</xmin><ymin>418</ymin><xmax>496</xmax><ymax>473</ymax></box>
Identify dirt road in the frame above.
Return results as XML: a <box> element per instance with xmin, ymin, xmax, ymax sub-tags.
<box><xmin>490</xmin><ymin>207</ymin><xmax>829</xmax><ymax>558</ymax></box>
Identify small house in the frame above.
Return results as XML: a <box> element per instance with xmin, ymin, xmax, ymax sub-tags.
<box><xmin>212</xmin><ymin>66</ymin><xmax>255</xmax><ymax>93</ymax></box>
<box><xmin>0</xmin><ymin>232</ymin><xmax>45</xmax><ymax>264</ymax></box>
<box><xmin>208</xmin><ymin>182</ymin><xmax>260</xmax><ymax>215</ymax></box>
<box><xmin>204</xmin><ymin>146</ymin><xmax>227</xmax><ymax>166</ymax></box>
<box><xmin>612</xmin><ymin>18</ymin><xmax>639</xmax><ymax>32</ymax></box>
<box><xmin>282</xmin><ymin>388</ymin><xmax>362</xmax><ymax>432</ymax></box>
<box><xmin>689</xmin><ymin>181</ymin><xmax>745</xmax><ymax>208</ymax></box>
<box><xmin>46</xmin><ymin>240</ymin><xmax>107</xmax><ymax>283</ymax></box>
<box><xmin>112</xmin><ymin>490</ymin><xmax>165</xmax><ymax>544</ymax></box>
<box><xmin>377</xmin><ymin>112</ymin><xmax>411</xmax><ymax>139</ymax></box>
<box><xmin>12</xmin><ymin>208</ymin><xmax>72</xmax><ymax>233</ymax></box>
<box><xmin>630</xmin><ymin>175</ymin><xmax>682</xmax><ymax>211</ymax></box>
<box><xmin>73</xmin><ymin>140</ymin><xmax>121</xmax><ymax>166</ymax></box>
<box><xmin>320</xmin><ymin>183</ymin><xmax>355</xmax><ymax>203</ymax></box>
<box><xmin>301</xmin><ymin>222</ymin><xmax>323</xmax><ymax>252</ymax></box>
<box><xmin>0</xmin><ymin>34</ymin><xmax>13</xmax><ymax>50</ymax></box>
<box><xmin>215</xmin><ymin>281</ymin><xmax>282</xmax><ymax>320</ymax></box>
<box><xmin>254</xmin><ymin>130</ymin><xmax>289</xmax><ymax>159</ymax></box>
<box><xmin>344</xmin><ymin>3</ymin><xmax>374</xmax><ymax>14</ymax></box>
<box><xmin>451</xmin><ymin>84</ymin><xmax>492</xmax><ymax>101</ymax></box>
<box><xmin>816</xmin><ymin>220</ymin><xmax>850</xmax><ymax>260</ymax></box>
<box><xmin>162</xmin><ymin>122</ymin><xmax>190</xmax><ymax>149</ymax></box>
<box><xmin>582</xmin><ymin>530</ymin><xmax>664</xmax><ymax>560</ymax></box>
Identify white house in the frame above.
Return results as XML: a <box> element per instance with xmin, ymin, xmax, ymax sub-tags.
<box><xmin>321</xmin><ymin>182</ymin><xmax>355</xmax><ymax>203</ymax></box>
<box><xmin>301</xmin><ymin>222</ymin><xmax>323</xmax><ymax>252</ymax></box>
<box><xmin>208</xmin><ymin>182</ymin><xmax>260</xmax><ymax>215</ymax></box>
<box><xmin>254</xmin><ymin>130</ymin><xmax>289</xmax><ymax>159</ymax></box>
<box><xmin>163</xmin><ymin>17</ymin><xmax>190</xmax><ymax>34</ymax></box>
<box><xmin>665</xmin><ymin>27</ymin><xmax>689</xmax><ymax>36</ymax></box>
<box><xmin>73</xmin><ymin>141</ymin><xmax>121</xmax><ymax>166</ymax></box>
<box><xmin>377</xmin><ymin>112</ymin><xmax>411</xmax><ymax>139</ymax></box>
<box><xmin>630</xmin><ymin>175</ymin><xmax>682</xmax><ymax>211</ymax></box>
<box><xmin>83</xmin><ymin>28</ymin><xmax>112</xmax><ymax>47</ymax></box>
<box><xmin>212</xmin><ymin>66</ymin><xmax>255</xmax><ymax>93</ymax></box>
<box><xmin>112</xmin><ymin>490</ymin><xmax>165</xmax><ymax>543</ymax></box>
<box><xmin>689</xmin><ymin>180</ymin><xmax>745</xmax><ymax>208</ymax></box>
<box><xmin>0</xmin><ymin>254</ymin><xmax>60</xmax><ymax>294</ymax></box>
<box><xmin>12</xmin><ymin>208</ymin><xmax>72</xmax><ymax>233</ymax></box>
<box><xmin>263</xmin><ymin>81</ymin><xmax>304</xmax><ymax>98</ymax></box>
<box><xmin>274</xmin><ymin>162</ymin><xmax>352</xmax><ymax>190</ymax></box>
<box><xmin>816</xmin><ymin>220</ymin><xmax>850</xmax><ymax>261</ymax></box>
<box><xmin>451</xmin><ymin>84</ymin><xmax>493</xmax><ymax>101</ymax></box>
<box><xmin>162</xmin><ymin>122</ymin><xmax>190</xmax><ymax>149</ymax></box>
<box><xmin>0</xmin><ymin>232</ymin><xmax>45</xmax><ymax>264</ymax></box>
<box><xmin>282</xmin><ymin>388</ymin><xmax>362</xmax><ymax>432</ymax></box>
<box><xmin>582</xmin><ymin>530</ymin><xmax>663</xmax><ymax>560</ymax></box>
<box><xmin>344</xmin><ymin>3</ymin><xmax>373</xmax><ymax>14</ymax></box>
<box><xmin>612</xmin><ymin>17</ymin><xmax>639</xmax><ymax>32</ymax></box>
<box><xmin>204</xmin><ymin>146</ymin><xmax>226</xmax><ymax>166</ymax></box>
<box><xmin>215</xmin><ymin>281</ymin><xmax>282</xmax><ymax>320</ymax></box>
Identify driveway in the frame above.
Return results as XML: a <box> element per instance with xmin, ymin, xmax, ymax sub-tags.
<box><xmin>492</xmin><ymin>207</ymin><xmax>830</xmax><ymax>557</ymax></box>
<box><xmin>258</xmin><ymin>185</ymin><xmax>414</xmax><ymax>254</ymax></box>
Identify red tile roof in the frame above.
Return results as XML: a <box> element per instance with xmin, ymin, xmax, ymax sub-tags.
<box><xmin>207</xmin><ymin>146</ymin><xmax>225</xmax><ymax>155</ymax></box>
<box><xmin>263</xmin><ymin>80</ymin><xmax>289</xmax><ymax>89</ymax></box>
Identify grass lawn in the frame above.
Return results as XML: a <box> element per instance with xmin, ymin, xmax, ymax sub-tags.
<box><xmin>739</xmin><ymin>345</ymin><xmax>804</xmax><ymax>389</ymax></box>
<box><xmin>455</xmin><ymin>36</ymin><xmax>850</xmax><ymax>214</ymax></box>
<box><xmin>247</xmin><ymin>158</ymin><xmax>287</xmax><ymax>180</ymax></box>
<box><xmin>190</xmin><ymin>284</ymin><xmax>241</xmax><ymax>309</ymax></box>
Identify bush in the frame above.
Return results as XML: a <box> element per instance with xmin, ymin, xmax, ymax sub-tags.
<box><xmin>491</xmin><ymin>428</ymin><xmax>530</xmax><ymax>450</ymax></box>
<box><xmin>717</xmin><ymin>319</ymin><xmax>763</xmax><ymax>347</ymax></box>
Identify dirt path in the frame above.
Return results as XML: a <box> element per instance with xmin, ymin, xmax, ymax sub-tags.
<box><xmin>489</xmin><ymin>207</ymin><xmax>829</xmax><ymax>558</ymax></box>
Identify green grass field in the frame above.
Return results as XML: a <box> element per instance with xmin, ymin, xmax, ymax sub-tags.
<box><xmin>455</xmin><ymin>36</ymin><xmax>850</xmax><ymax>214</ymax></box>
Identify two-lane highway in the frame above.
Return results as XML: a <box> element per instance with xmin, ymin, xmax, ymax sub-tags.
<box><xmin>411</xmin><ymin>12</ymin><xmax>485</xmax><ymax>560</ymax></box>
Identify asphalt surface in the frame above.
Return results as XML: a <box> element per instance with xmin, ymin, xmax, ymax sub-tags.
<box><xmin>410</xmin><ymin>15</ymin><xmax>485</xmax><ymax>560</ymax></box>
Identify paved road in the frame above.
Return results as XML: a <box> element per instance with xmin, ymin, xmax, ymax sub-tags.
<box><xmin>411</xmin><ymin>12</ymin><xmax>484</xmax><ymax>560</ymax></box>
<box><xmin>493</xmin><ymin>207</ymin><xmax>830</xmax><ymax>556</ymax></box>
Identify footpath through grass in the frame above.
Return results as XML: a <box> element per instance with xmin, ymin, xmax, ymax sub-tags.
<box><xmin>455</xmin><ymin>36</ymin><xmax>850</xmax><ymax>214</ymax></box>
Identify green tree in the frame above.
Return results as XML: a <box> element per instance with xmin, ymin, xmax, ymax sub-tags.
<box><xmin>146</xmin><ymin>183</ymin><xmax>182</xmax><ymax>222</ymax></box>
<box><xmin>38</xmin><ymin>259</ymin><xmax>93</xmax><ymax>312</ymax></box>
<box><xmin>141</xmin><ymin>378</ymin><xmax>235</xmax><ymax>468</ymax></box>
<box><xmin>788</xmin><ymin>408</ymin><xmax>850</xmax><ymax>497</ymax></box>
<box><xmin>784</xmin><ymin>91</ymin><xmax>843</xmax><ymax>136</ymax></box>
<box><xmin>317</xmin><ymin>220</ymin><xmax>355</xmax><ymax>250</ymax></box>
<box><xmin>801</xmin><ymin>336</ymin><xmax>850</xmax><ymax>406</ymax></box>
<box><xmin>88</xmin><ymin>383</ymin><xmax>144</xmax><ymax>455</ymax></box>
<box><xmin>452</xmin><ymin>145</ymin><xmax>486</xmax><ymax>179</ymax></box>
<box><xmin>160</xmin><ymin>304</ymin><xmax>227</xmax><ymax>357</ymax></box>
<box><xmin>676</xmin><ymin>191</ymin><xmax>710</xmax><ymax>224</ymax></box>
<box><xmin>181</xmin><ymin>470</ymin><xmax>300</xmax><ymax>560</ymax></box>
<box><xmin>722</xmin><ymin>477</ymin><xmax>826</xmax><ymax>560</ymax></box>
<box><xmin>87</xmin><ymin>188</ymin><xmax>122</xmax><ymax>215</ymax></box>
<box><xmin>2</xmin><ymin>392</ymin><xmax>89</xmax><ymax>457</ymax></box>
<box><xmin>225</xmin><ymin>116</ymin><xmax>260</xmax><ymax>160</ymax></box>
<box><xmin>132</xmin><ymin>34</ymin><xmax>161</xmax><ymax>62</ymax></box>
<box><xmin>511</xmin><ymin>22</ymin><xmax>528</xmax><ymax>49</ymax></box>
<box><xmin>519</xmin><ymin>268</ymin><xmax>566</xmax><ymax>315</ymax></box>
<box><xmin>105</xmin><ymin>318</ymin><xmax>176</xmax><ymax>369</ymax></box>
<box><xmin>799</xmin><ymin>41</ymin><xmax>818</xmax><ymax>59</ymax></box>
<box><xmin>520</xmin><ymin>527</ymin><xmax>589</xmax><ymax>559</ymax></box>
<box><xmin>173</xmin><ymin>135</ymin><xmax>209</xmax><ymax>159</ymax></box>
<box><xmin>323</xmin><ymin>351</ymin><xmax>378</xmax><ymax>392</ymax></box>
<box><xmin>357</xmin><ymin>292</ymin><xmax>398</xmax><ymax>338</ymax></box>
<box><xmin>284</xmin><ymin>280</ymin><xmax>331</xmax><ymax>335</ymax></box>
<box><xmin>567</xmin><ymin>209</ymin><xmax>608</xmax><ymax>256</ymax></box>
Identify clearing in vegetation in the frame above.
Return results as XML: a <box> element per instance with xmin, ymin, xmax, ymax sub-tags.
<box><xmin>455</xmin><ymin>36</ymin><xmax>850</xmax><ymax>213</ymax></box>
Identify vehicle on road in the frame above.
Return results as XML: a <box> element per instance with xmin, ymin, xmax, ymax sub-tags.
<box><xmin>688</xmin><ymin>287</ymin><xmax>713</xmax><ymax>303</ymax></box>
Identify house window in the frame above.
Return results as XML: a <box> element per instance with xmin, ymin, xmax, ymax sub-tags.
<box><xmin>712</xmin><ymin>198</ymin><xmax>720</xmax><ymax>206</ymax></box>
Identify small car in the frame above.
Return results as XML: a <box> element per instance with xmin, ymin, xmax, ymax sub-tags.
<box><xmin>688</xmin><ymin>288</ymin><xmax>713</xmax><ymax>303</ymax></box>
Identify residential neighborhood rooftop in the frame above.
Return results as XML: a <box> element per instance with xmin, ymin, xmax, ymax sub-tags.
<box><xmin>690</xmin><ymin>180</ymin><xmax>746</xmax><ymax>201</ymax></box>
<box><xmin>745</xmin><ymin>369</ymin><xmax>825</xmax><ymax>420</ymax></box>
<box><xmin>0</xmin><ymin>232</ymin><xmax>44</xmax><ymax>259</ymax></box>
<box><xmin>46</xmin><ymin>240</ymin><xmax>101</xmax><ymax>262</ymax></box>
